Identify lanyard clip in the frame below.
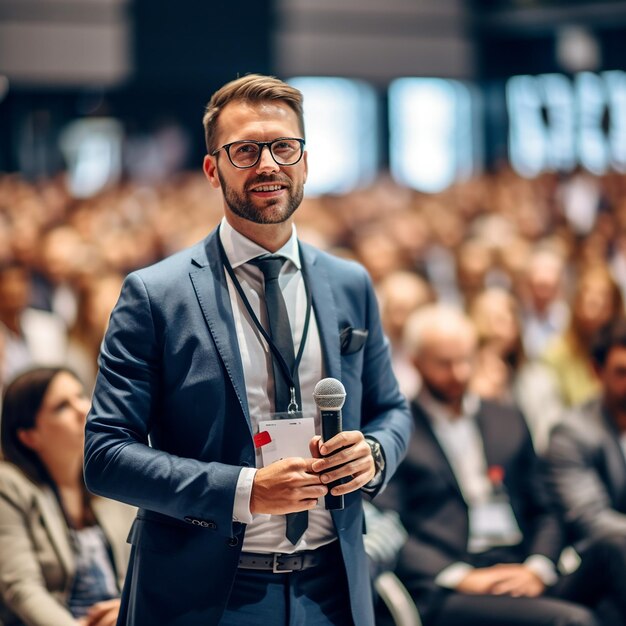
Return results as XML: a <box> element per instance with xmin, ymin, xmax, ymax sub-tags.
<box><xmin>287</xmin><ymin>387</ymin><xmax>299</xmax><ymax>414</ymax></box>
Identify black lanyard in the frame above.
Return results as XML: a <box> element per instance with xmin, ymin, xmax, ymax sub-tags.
<box><xmin>217</xmin><ymin>227</ymin><xmax>312</xmax><ymax>413</ymax></box>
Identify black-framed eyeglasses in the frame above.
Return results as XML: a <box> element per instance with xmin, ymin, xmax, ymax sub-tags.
<box><xmin>211</xmin><ymin>137</ymin><xmax>305</xmax><ymax>169</ymax></box>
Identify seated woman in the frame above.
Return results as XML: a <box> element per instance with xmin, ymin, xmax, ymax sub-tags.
<box><xmin>0</xmin><ymin>367</ymin><xmax>135</xmax><ymax>626</ymax></box>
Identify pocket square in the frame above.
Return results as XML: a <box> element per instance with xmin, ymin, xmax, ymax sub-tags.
<box><xmin>340</xmin><ymin>326</ymin><xmax>369</xmax><ymax>355</ymax></box>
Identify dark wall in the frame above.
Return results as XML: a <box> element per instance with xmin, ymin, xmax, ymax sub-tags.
<box><xmin>0</xmin><ymin>1</ymin><xmax>276</xmax><ymax>173</ymax></box>
<box><xmin>132</xmin><ymin>0</ymin><xmax>274</xmax><ymax>88</ymax></box>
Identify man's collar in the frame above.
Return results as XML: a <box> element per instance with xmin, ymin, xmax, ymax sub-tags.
<box><xmin>219</xmin><ymin>217</ymin><xmax>301</xmax><ymax>270</ymax></box>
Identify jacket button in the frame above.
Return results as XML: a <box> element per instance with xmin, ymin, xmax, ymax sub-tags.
<box><xmin>227</xmin><ymin>536</ymin><xmax>239</xmax><ymax>547</ymax></box>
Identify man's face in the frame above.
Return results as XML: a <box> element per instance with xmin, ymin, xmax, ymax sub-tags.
<box><xmin>0</xmin><ymin>268</ymin><xmax>30</xmax><ymax>318</ymax></box>
<box><xmin>203</xmin><ymin>101</ymin><xmax>307</xmax><ymax>227</ymax></box>
<box><xmin>415</xmin><ymin>328</ymin><xmax>476</xmax><ymax>406</ymax></box>
<box><xmin>600</xmin><ymin>347</ymin><xmax>626</xmax><ymax>412</ymax></box>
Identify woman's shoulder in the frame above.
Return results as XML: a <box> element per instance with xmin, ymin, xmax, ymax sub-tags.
<box><xmin>0</xmin><ymin>461</ymin><xmax>42</xmax><ymax>505</ymax></box>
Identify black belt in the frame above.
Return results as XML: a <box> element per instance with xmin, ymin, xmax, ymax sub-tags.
<box><xmin>238</xmin><ymin>543</ymin><xmax>337</xmax><ymax>574</ymax></box>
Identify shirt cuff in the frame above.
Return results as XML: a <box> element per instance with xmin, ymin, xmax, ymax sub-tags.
<box><xmin>524</xmin><ymin>554</ymin><xmax>559</xmax><ymax>586</ymax></box>
<box><xmin>365</xmin><ymin>470</ymin><xmax>384</xmax><ymax>489</ymax></box>
<box><xmin>435</xmin><ymin>562</ymin><xmax>474</xmax><ymax>589</ymax></box>
<box><xmin>233</xmin><ymin>467</ymin><xmax>270</xmax><ymax>524</ymax></box>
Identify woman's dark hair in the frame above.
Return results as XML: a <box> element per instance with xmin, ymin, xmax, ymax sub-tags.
<box><xmin>591</xmin><ymin>317</ymin><xmax>626</xmax><ymax>368</ymax></box>
<box><xmin>1</xmin><ymin>366</ymin><xmax>78</xmax><ymax>485</ymax></box>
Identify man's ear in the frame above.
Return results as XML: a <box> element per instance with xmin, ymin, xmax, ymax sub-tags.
<box><xmin>302</xmin><ymin>150</ymin><xmax>308</xmax><ymax>185</ymax></box>
<box><xmin>203</xmin><ymin>154</ymin><xmax>221</xmax><ymax>189</ymax></box>
<box><xmin>17</xmin><ymin>428</ymin><xmax>40</xmax><ymax>452</ymax></box>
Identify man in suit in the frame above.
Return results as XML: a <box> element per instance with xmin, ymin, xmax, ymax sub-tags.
<box><xmin>547</xmin><ymin>317</ymin><xmax>626</xmax><ymax>548</ymax></box>
<box><xmin>83</xmin><ymin>74</ymin><xmax>412</xmax><ymax>626</ymax></box>
<box><xmin>378</xmin><ymin>304</ymin><xmax>626</xmax><ymax>626</ymax></box>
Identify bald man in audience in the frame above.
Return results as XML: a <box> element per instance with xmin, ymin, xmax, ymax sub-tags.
<box><xmin>377</xmin><ymin>304</ymin><xmax>626</xmax><ymax>626</ymax></box>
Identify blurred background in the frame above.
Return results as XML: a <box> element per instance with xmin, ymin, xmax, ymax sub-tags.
<box><xmin>2</xmin><ymin>0</ymin><xmax>626</xmax><ymax>187</ymax></box>
<box><xmin>2</xmin><ymin>0</ymin><xmax>626</xmax><ymax>440</ymax></box>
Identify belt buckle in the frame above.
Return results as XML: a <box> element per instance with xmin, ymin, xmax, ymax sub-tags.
<box><xmin>273</xmin><ymin>553</ymin><xmax>293</xmax><ymax>573</ymax></box>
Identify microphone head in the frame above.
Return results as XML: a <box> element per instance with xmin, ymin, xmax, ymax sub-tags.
<box><xmin>313</xmin><ymin>378</ymin><xmax>346</xmax><ymax>410</ymax></box>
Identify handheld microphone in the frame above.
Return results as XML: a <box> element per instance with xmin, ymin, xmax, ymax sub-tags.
<box><xmin>313</xmin><ymin>378</ymin><xmax>346</xmax><ymax>510</ymax></box>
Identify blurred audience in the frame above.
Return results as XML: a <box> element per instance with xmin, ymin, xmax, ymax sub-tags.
<box><xmin>469</xmin><ymin>287</ymin><xmax>562</xmax><ymax>451</ymax></box>
<box><xmin>1</xmin><ymin>165</ymin><xmax>626</xmax><ymax>419</ymax></box>
<box><xmin>542</xmin><ymin>265</ymin><xmax>625</xmax><ymax>408</ymax></box>
<box><xmin>519</xmin><ymin>246</ymin><xmax>569</xmax><ymax>360</ymax></box>
<box><xmin>378</xmin><ymin>270</ymin><xmax>435</xmax><ymax>399</ymax></box>
<box><xmin>378</xmin><ymin>304</ymin><xmax>626</xmax><ymax>626</ymax></box>
<box><xmin>0</xmin><ymin>262</ymin><xmax>66</xmax><ymax>389</ymax></box>
<box><xmin>65</xmin><ymin>274</ymin><xmax>124</xmax><ymax>391</ymax></box>
<box><xmin>0</xmin><ymin>367</ymin><xmax>135</xmax><ymax>626</ymax></box>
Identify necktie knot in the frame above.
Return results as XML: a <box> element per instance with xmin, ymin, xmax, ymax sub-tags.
<box><xmin>251</xmin><ymin>256</ymin><xmax>285</xmax><ymax>282</ymax></box>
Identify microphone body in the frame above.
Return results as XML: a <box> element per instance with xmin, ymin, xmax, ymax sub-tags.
<box><xmin>313</xmin><ymin>378</ymin><xmax>347</xmax><ymax>510</ymax></box>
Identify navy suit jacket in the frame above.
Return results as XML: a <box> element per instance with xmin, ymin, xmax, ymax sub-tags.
<box><xmin>84</xmin><ymin>227</ymin><xmax>412</xmax><ymax>626</ymax></box>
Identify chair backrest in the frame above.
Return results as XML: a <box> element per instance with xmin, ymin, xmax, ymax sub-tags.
<box><xmin>362</xmin><ymin>501</ymin><xmax>422</xmax><ymax>626</ymax></box>
<box><xmin>374</xmin><ymin>572</ymin><xmax>423</xmax><ymax>626</ymax></box>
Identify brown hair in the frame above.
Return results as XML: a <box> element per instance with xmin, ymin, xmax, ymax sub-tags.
<box><xmin>568</xmin><ymin>264</ymin><xmax>625</xmax><ymax>355</ymax></box>
<box><xmin>1</xmin><ymin>367</ymin><xmax>96</xmax><ymax>528</ymax></box>
<box><xmin>202</xmin><ymin>74</ymin><xmax>305</xmax><ymax>154</ymax></box>
<box><xmin>1</xmin><ymin>367</ymin><xmax>77</xmax><ymax>484</ymax></box>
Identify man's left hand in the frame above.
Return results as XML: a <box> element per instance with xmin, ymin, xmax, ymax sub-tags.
<box><xmin>309</xmin><ymin>431</ymin><xmax>376</xmax><ymax>495</ymax></box>
<box><xmin>488</xmin><ymin>564</ymin><xmax>546</xmax><ymax>597</ymax></box>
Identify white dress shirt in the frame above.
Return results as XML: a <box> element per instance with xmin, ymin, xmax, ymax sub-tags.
<box><xmin>219</xmin><ymin>218</ymin><xmax>336</xmax><ymax>554</ymax></box>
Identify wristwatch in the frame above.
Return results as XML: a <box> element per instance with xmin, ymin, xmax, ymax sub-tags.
<box><xmin>365</xmin><ymin>437</ymin><xmax>385</xmax><ymax>475</ymax></box>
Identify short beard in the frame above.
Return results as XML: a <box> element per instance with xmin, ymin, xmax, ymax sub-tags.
<box><xmin>422</xmin><ymin>380</ymin><xmax>465</xmax><ymax>407</ymax></box>
<box><xmin>218</xmin><ymin>169</ymin><xmax>303</xmax><ymax>225</ymax></box>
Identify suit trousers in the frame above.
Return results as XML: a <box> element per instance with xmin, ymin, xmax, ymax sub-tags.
<box><xmin>429</xmin><ymin>535</ymin><xmax>626</xmax><ymax>626</ymax></box>
<box><xmin>219</xmin><ymin>542</ymin><xmax>355</xmax><ymax>626</ymax></box>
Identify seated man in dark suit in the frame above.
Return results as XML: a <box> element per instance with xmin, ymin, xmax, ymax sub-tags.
<box><xmin>378</xmin><ymin>304</ymin><xmax>626</xmax><ymax>626</ymax></box>
<box><xmin>547</xmin><ymin>317</ymin><xmax>626</xmax><ymax>548</ymax></box>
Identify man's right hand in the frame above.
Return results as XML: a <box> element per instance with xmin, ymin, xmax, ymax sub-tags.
<box><xmin>250</xmin><ymin>457</ymin><xmax>328</xmax><ymax>515</ymax></box>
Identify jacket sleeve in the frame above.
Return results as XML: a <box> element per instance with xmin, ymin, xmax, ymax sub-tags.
<box><xmin>83</xmin><ymin>272</ymin><xmax>242</xmax><ymax>537</ymax></box>
<box><xmin>357</xmin><ymin>270</ymin><xmax>413</xmax><ymax>495</ymax></box>
<box><xmin>515</xmin><ymin>426</ymin><xmax>563</xmax><ymax>563</ymax></box>
<box><xmin>546</xmin><ymin>420</ymin><xmax>626</xmax><ymax>543</ymax></box>
<box><xmin>0</xmin><ymin>490</ymin><xmax>78</xmax><ymax>626</ymax></box>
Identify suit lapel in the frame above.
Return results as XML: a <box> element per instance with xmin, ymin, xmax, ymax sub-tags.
<box><xmin>190</xmin><ymin>229</ymin><xmax>251</xmax><ymax>429</ymax></box>
<box><xmin>476</xmin><ymin>406</ymin><xmax>499</xmax><ymax>470</ymax></box>
<box><xmin>300</xmin><ymin>245</ymin><xmax>341</xmax><ymax>381</ymax></box>
<box><xmin>412</xmin><ymin>401</ymin><xmax>465</xmax><ymax>499</ymax></box>
<box><xmin>599</xmin><ymin>406</ymin><xmax>626</xmax><ymax>511</ymax></box>
<box><xmin>37</xmin><ymin>487</ymin><xmax>75</xmax><ymax>580</ymax></box>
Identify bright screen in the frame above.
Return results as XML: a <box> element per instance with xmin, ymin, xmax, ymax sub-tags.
<box><xmin>388</xmin><ymin>78</ymin><xmax>478</xmax><ymax>193</ymax></box>
<box><xmin>288</xmin><ymin>77</ymin><xmax>379</xmax><ymax>196</ymax></box>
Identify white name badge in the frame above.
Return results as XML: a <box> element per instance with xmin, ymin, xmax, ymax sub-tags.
<box><xmin>257</xmin><ymin>417</ymin><xmax>316</xmax><ymax>467</ymax></box>
<box><xmin>468</xmin><ymin>499</ymin><xmax>523</xmax><ymax>553</ymax></box>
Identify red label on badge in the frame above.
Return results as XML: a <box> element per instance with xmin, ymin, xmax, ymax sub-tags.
<box><xmin>254</xmin><ymin>430</ymin><xmax>272</xmax><ymax>448</ymax></box>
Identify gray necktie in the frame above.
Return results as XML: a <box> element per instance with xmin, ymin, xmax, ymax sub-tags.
<box><xmin>251</xmin><ymin>255</ymin><xmax>308</xmax><ymax>545</ymax></box>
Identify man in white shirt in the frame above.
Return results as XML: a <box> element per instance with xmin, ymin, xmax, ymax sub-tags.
<box><xmin>378</xmin><ymin>304</ymin><xmax>626</xmax><ymax>626</ymax></box>
<box><xmin>83</xmin><ymin>74</ymin><xmax>411</xmax><ymax>626</ymax></box>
